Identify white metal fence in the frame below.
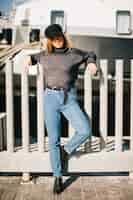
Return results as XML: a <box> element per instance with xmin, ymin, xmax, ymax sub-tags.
<box><xmin>0</xmin><ymin>57</ymin><xmax>133</xmax><ymax>181</ymax></box>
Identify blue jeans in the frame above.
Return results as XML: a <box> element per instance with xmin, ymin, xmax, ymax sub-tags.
<box><xmin>43</xmin><ymin>87</ymin><xmax>92</xmax><ymax>177</ymax></box>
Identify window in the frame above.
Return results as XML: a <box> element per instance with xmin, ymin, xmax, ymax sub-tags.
<box><xmin>29</xmin><ymin>29</ymin><xmax>40</xmax><ymax>43</ymax></box>
<box><xmin>50</xmin><ymin>10</ymin><xmax>66</xmax><ymax>32</ymax></box>
<box><xmin>116</xmin><ymin>10</ymin><xmax>132</xmax><ymax>35</ymax></box>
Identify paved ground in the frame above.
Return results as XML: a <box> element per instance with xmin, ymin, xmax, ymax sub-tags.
<box><xmin>0</xmin><ymin>174</ymin><xmax>133</xmax><ymax>199</ymax></box>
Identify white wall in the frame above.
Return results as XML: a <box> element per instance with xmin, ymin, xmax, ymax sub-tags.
<box><xmin>14</xmin><ymin>0</ymin><xmax>133</xmax><ymax>30</ymax></box>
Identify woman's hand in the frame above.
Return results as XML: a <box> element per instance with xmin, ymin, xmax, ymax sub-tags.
<box><xmin>87</xmin><ymin>63</ymin><xmax>97</xmax><ymax>76</ymax></box>
<box><xmin>24</xmin><ymin>55</ymin><xmax>32</xmax><ymax>73</ymax></box>
<box><xmin>40</xmin><ymin>38</ymin><xmax>47</xmax><ymax>50</ymax></box>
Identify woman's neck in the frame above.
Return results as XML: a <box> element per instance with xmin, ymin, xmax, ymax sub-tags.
<box><xmin>53</xmin><ymin>46</ymin><xmax>69</xmax><ymax>53</ymax></box>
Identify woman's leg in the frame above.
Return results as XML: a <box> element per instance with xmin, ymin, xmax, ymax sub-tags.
<box><xmin>43</xmin><ymin>89</ymin><xmax>62</xmax><ymax>177</ymax></box>
<box><xmin>60</xmin><ymin>96</ymin><xmax>92</xmax><ymax>155</ymax></box>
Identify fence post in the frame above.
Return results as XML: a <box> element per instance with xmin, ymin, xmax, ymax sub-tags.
<box><xmin>99</xmin><ymin>59</ymin><xmax>108</xmax><ymax>150</ymax></box>
<box><xmin>84</xmin><ymin>66</ymin><xmax>92</xmax><ymax>152</ymax></box>
<box><xmin>37</xmin><ymin>63</ymin><xmax>45</xmax><ymax>152</ymax></box>
<box><xmin>115</xmin><ymin>59</ymin><xmax>123</xmax><ymax>152</ymax></box>
<box><xmin>130</xmin><ymin>60</ymin><xmax>133</xmax><ymax>152</ymax></box>
<box><xmin>5</xmin><ymin>59</ymin><xmax>14</xmax><ymax>152</ymax></box>
<box><xmin>21</xmin><ymin>55</ymin><xmax>30</xmax><ymax>152</ymax></box>
<box><xmin>21</xmin><ymin>54</ymin><xmax>31</xmax><ymax>183</ymax></box>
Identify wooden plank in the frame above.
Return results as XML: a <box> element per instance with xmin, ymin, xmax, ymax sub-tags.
<box><xmin>0</xmin><ymin>190</ymin><xmax>17</xmax><ymax>200</ymax></box>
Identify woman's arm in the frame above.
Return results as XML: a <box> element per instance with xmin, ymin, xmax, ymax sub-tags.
<box><xmin>23</xmin><ymin>37</ymin><xmax>47</xmax><ymax>73</ymax></box>
<box><xmin>82</xmin><ymin>50</ymin><xmax>97</xmax><ymax>65</ymax></box>
<box><xmin>24</xmin><ymin>54</ymin><xmax>38</xmax><ymax>74</ymax></box>
<box><xmin>24</xmin><ymin>55</ymin><xmax>32</xmax><ymax>73</ymax></box>
<box><xmin>72</xmin><ymin>48</ymin><xmax>96</xmax><ymax>65</ymax></box>
<box><xmin>72</xmin><ymin>48</ymin><xmax>98</xmax><ymax>75</ymax></box>
<box><xmin>82</xmin><ymin>50</ymin><xmax>97</xmax><ymax>75</ymax></box>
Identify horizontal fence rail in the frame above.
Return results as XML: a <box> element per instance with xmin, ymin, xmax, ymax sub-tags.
<box><xmin>0</xmin><ymin>55</ymin><xmax>133</xmax><ymax>177</ymax></box>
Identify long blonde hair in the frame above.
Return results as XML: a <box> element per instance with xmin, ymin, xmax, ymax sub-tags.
<box><xmin>45</xmin><ymin>32</ymin><xmax>73</xmax><ymax>53</ymax></box>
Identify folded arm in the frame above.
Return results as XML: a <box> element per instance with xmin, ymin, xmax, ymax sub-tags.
<box><xmin>73</xmin><ymin>48</ymin><xmax>98</xmax><ymax>75</ymax></box>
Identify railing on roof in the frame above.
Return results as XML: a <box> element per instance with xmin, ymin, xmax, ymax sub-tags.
<box><xmin>0</xmin><ymin>53</ymin><xmax>133</xmax><ymax>182</ymax></box>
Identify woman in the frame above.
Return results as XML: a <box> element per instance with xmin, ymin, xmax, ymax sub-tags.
<box><xmin>26</xmin><ymin>24</ymin><xmax>98</xmax><ymax>194</ymax></box>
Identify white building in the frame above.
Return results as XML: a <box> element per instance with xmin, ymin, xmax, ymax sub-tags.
<box><xmin>3</xmin><ymin>0</ymin><xmax>133</xmax><ymax>76</ymax></box>
<box><xmin>14</xmin><ymin>0</ymin><xmax>133</xmax><ymax>38</ymax></box>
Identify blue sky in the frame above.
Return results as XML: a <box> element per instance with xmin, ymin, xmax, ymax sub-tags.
<box><xmin>0</xmin><ymin>0</ymin><xmax>30</xmax><ymax>14</ymax></box>
<box><xmin>0</xmin><ymin>0</ymin><xmax>12</xmax><ymax>14</ymax></box>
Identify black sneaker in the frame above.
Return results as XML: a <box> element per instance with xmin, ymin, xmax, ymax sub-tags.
<box><xmin>60</xmin><ymin>145</ymin><xmax>69</xmax><ymax>172</ymax></box>
<box><xmin>53</xmin><ymin>176</ymin><xmax>63</xmax><ymax>194</ymax></box>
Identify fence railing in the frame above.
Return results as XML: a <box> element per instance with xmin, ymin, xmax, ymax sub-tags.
<box><xmin>0</xmin><ymin>56</ymin><xmax>133</xmax><ymax>182</ymax></box>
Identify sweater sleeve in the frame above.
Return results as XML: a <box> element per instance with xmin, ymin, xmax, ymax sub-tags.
<box><xmin>30</xmin><ymin>53</ymin><xmax>41</xmax><ymax>65</ymax></box>
<box><xmin>72</xmin><ymin>48</ymin><xmax>97</xmax><ymax>65</ymax></box>
<box><xmin>82</xmin><ymin>50</ymin><xmax>97</xmax><ymax>65</ymax></box>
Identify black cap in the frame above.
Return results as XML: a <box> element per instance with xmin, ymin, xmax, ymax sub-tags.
<box><xmin>44</xmin><ymin>24</ymin><xmax>64</xmax><ymax>39</ymax></box>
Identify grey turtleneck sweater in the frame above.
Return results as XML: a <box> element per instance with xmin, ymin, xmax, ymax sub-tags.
<box><xmin>31</xmin><ymin>47</ymin><xmax>97</xmax><ymax>90</ymax></box>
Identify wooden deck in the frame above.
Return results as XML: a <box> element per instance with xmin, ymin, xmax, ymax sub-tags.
<box><xmin>0</xmin><ymin>175</ymin><xmax>133</xmax><ymax>199</ymax></box>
